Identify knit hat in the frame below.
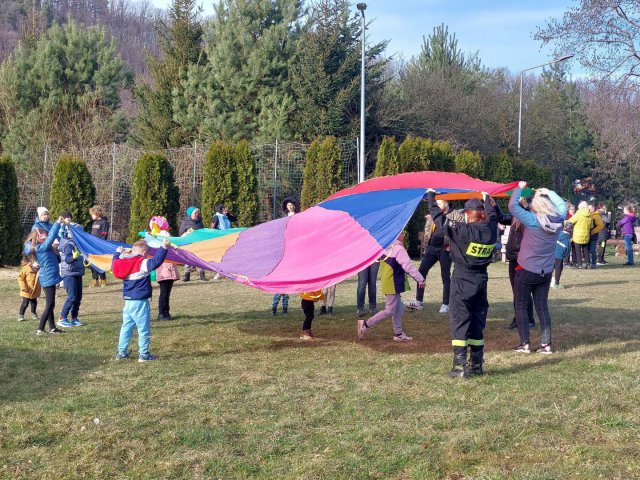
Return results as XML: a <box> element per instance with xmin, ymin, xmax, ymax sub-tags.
<box><xmin>37</xmin><ymin>207</ymin><xmax>49</xmax><ymax>217</ymax></box>
<box><xmin>186</xmin><ymin>206</ymin><xmax>199</xmax><ymax>217</ymax></box>
<box><xmin>464</xmin><ymin>198</ymin><xmax>485</xmax><ymax>211</ymax></box>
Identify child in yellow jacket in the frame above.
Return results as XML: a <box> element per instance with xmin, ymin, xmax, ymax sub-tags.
<box><xmin>299</xmin><ymin>290</ymin><xmax>325</xmax><ymax>339</ymax></box>
<box><xmin>17</xmin><ymin>259</ymin><xmax>41</xmax><ymax>321</ymax></box>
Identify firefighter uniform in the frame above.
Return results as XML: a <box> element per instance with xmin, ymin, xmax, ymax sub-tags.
<box><xmin>428</xmin><ymin>192</ymin><xmax>497</xmax><ymax>377</ymax></box>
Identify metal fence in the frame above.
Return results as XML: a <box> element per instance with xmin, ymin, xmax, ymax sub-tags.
<box><xmin>19</xmin><ymin>140</ymin><xmax>358</xmax><ymax>241</ymax></box>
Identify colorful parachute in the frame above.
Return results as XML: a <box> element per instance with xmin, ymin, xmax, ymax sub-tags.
<box><xmin>72</xmin><ymin>171</ymin><xmax>519</xmax><ymax>293</ymax></box>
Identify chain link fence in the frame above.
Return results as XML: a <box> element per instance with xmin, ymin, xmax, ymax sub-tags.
<box><xmin>19</xmin><ymin>140</ymin><xmax>358</xmax><ymax>241</ymax></box>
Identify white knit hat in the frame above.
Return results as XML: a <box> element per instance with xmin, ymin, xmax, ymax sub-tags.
<box><xmin>37</xmin><ymin>207</ymin><xmax>49</xmax><ymax>217</ymax></box>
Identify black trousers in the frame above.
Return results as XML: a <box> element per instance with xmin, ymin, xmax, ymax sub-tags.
<box><xmin>38</xmin><ymin>286</ymin><xmax>56</xmax><ymax>331</ymax></box>
<box><xmin>554</xmin><ymin>258</ymin><xmax>564</xmax><ymax>285</ymax></box>
<box><xmin>514</xmin><ymin>268</ymin><xmax>553</xmax><ymax>346</ymax></box>
<box><xmin>508</xmin><ymin>259</ymin><xmax>534</xmax><ymax>323</ymax></box>
<box><xmin>576</xmin><ymin>243</ymin><xmax>590</xmax><ymax>267</ymax></box>
<box><xmin>449</xmin><ymin>268</ymin><xmax>488</xmax><ymax>346</ymax></box>
<box><xmin>597</xmin><ymin>241</ymin><xmax>607</xmax><ymax>263</ymax></box>
<box><xmin>301</xmin><ymin>299</ymin><xmax>315</xmax><ymax>331</ymax></box>
<box><xmin>90</xmin><ymin>266</ymin><xmax>106</xmax><ymax>280</ymax></box>
<box><xmin>19</xmin><ymin>298</ymin><xmax>37</xmax><ymax>315</ymax></box>
<box><xmin>158</xmin><ymin>280</ymin><xmax>174</xmax><ymax>316</ymax></box>
<box><xmin>416</xmin><ymin>248</ymin><xmax>451</xmax><ymax>304</ymax></box>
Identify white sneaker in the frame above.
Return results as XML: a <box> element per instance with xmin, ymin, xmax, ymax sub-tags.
<box><xmin>393</xmin><ymin>333</ymin><xmax>413</xmax><ymax>342</ymax></box>
<box><xmin>439</xmin><ymin>304</ymin><xmax>449</xmax><ymax>313</ymax></box>
<box><xmin>403</xmin><ymin>299</ymin><xmax>423</xmax><ymax>310</ymax></box>
<box><xmin>550</xmin><ymin>282</ymin><xmax>557</xmax><ymax>289</ymax></box>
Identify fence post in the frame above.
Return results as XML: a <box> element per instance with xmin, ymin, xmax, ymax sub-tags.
<box><xmin>109</xmin><ymin>143</ymin><xmax>116</xmax><ymax>240</ymax></box>
<box><xmin>192</xmin><ymin>142</ymin><xmax>198</xmax><ymax>205</ymax></box>
<box><xmin>272</xmin><ymin>139</ymin><xmax>278</xmax><ymax>219</ymax></box>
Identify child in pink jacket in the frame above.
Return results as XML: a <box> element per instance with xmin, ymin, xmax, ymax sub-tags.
<box><xmin>150</xmin><ymin>217</ymin><xmax>180</xmax><ymax>320</ymax></box>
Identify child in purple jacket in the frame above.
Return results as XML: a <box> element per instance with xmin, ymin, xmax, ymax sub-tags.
<box><xmin>617</xmin><ymin>206</ymin><xmax>637</xmax><ymax>266</ymax></box>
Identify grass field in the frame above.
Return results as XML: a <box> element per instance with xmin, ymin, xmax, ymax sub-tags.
<box><xmin>0</xmin><ymin>256</ymin><xmax>639</xmax><ymax>479</ymax></box>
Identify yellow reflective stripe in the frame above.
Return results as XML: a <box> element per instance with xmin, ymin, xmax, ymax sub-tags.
<box><xmin>452</xmin><ymin>339</ymin><xmax>468</xmax><ymax>347</ymax></box>
<box><xmin>468</xmin><ymin>338</ymin><xmax>484</xmax><ymax>346</ymax></box>
<box><xmin>466</xmin><ymin>242</ymin><xmax>495</xmax><ymax>257</ymax></box>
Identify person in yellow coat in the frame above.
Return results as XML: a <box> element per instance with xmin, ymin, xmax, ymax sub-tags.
<box><xmin>300</xmin><ymin>290</ymin><xmax>325</xmax><ymax>339</ymax></box>
<box><xmin>17</xmin><ymin>258</ymin><xmax>41</xmax><ymax>321</ymax></box>
<box><xmin>565</xmin><ymin>201</ymin><xmax>592</xmax><ymax>269</ymax></box>
<box><xmin>587</xmin><ymin>203</ymin><xmax>604</xmax><ymax>268</ymax></box>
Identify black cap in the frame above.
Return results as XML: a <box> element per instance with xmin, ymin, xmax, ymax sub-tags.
<box><xmin>61</xmin><ymin>210</ymin><xmax>72</xmax><ymax>219</ymax></box>
<box><xmin>464</xmin><ymin>198</ymin><xmax>485</xmax><ymax>211</ymax></box>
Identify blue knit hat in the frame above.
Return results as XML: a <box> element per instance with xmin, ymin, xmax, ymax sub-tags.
<box><xmin>186</xmin><ymin>206</ymin><xmax>198</xmax><ymax>217</ymax></box>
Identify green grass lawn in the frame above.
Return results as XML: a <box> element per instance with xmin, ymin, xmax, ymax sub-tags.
<box><xmin>1</xmin><ymin>257</ymin><xmax>639</xmax><ymax>479</ymax></box>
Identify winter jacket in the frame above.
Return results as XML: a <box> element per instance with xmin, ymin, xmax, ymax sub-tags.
<box><xmin>25</xmin><ymin>222</ymin><xmax>62</xmax><ymax>288</ymax></box>
<box><xmin>505</xmin><ymin>222</ymin><xmax>526</xmax><ymax>261</ymax></box>
<box><xmin>91</xmin><ymin>217</ymin><xmax>110</xmax><ymax>239</ymax></box>
<box><xmin>211</xmin><ymin>212</ymin><xmax>237</xmax><ymax>230</ymax></box>
<box><xmin>178</xmin><ymin>215</ymin><xmax>204</xmax><ymax>236</ymax></box>
<box><xmin>379</xmin><ymin>239</ymin><xmax>424</xmax><ymax>295</ymax></box>
<box><xmin>565</xmin><ymin>207</ymin><xmax>592</xmax><ymax>244</ymax></box>
<box><xmin>156</xmin><ymin>262</ymin><xmax>180</xmax><ymax>282</ymax></box>
<box><xmin>556</xmin><ymin>231</ymin><xmax>570</xmax><ymax>260</ymax></box>
<box><xmin>31</xmin><ymin>220</ymin><xmax>52</xmax><ymax>232</ymax></box>
<box><xmin>18</xmin><ymin>263</ymin><xmax>41</xmax><ymax>299</ymax></box>
<box><xmin>112</xmin><ymin>247</ymin><xmax>168</xmax><ymax>300</ymax></box>
<box><xmin>300</xmin><ymin>290</ymin><xmax>325</xmax><ymax>302</ymax></box>
<box><xmin>58</xmin><ymin>236</ymin><xmax>85</xmax><ymax>277</ymax></box>
<box><xmin>590</xmin><ymin>211</ymin><xmax>604</xmax><ymax>239</ymax></box>
<box><xmin>597</xmin><ymin>210</ymin><xmax>611</xmax><ymax>242</ymax></box>
<box><xmin>509</xmin><ymin>188</ymin><xmax>567</xmax><ymax>275</ymax></box>
<box><xmin>422</xmin><ymin>209</ymin><xmax>465</xmax><ymax>254</ymax></box>
<box><xmin>618</xmin><ymin>213</ymin><xmax>637</xmax><ymax>236</ymax></box>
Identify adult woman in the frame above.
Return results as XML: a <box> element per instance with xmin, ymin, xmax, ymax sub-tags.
<box><xmin>565</xmin><ymin>201</ymin><xmax>592</xmax><ymax>269</ymax></box>
<box><xmin>509</xmin><ymin>182</ymin><xmax>567</xmax><ymax>354</ymax></box>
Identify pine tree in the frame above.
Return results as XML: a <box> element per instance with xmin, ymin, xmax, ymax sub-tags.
<box><xmin>300</xmin><ymin>139</ymin><xmax>321</xmax><ymax>210</ymax></box>
<box><xmin>132</xmin><ymin>0</ymin><xmax>205</xmax><ymax>148</ymax></box>
<box><xmin>373</xmin><ymin>136</ymin><xmax>399</xmax><ymax>176</ymax></box>
<box><xmin>234</xmin><ymin>140</ymin><xmax>259</xmax><ymax>226</ymax></box>
<box><xmin>128</xmin><ymin>153</ymin><xmax>180</xmax><ymax>242</ymax></box>
<box><xmin>454</xmin><ymin>149</ymin><xmax>484</xmax><ymax>178</ymax></box>
<box><xmin>201</xmin><ymin>141</ymin><xmax>236</xmax><ymax>224</ymax></box>
<box><xmin>0</xmin><ymin>155</ymin><xmax>22</xmax><ymax>266</ymax></box>
<box><xmin>49</xmin><ymin>155</ymin><xmax>96</xmax><ymax>230</ymax></box>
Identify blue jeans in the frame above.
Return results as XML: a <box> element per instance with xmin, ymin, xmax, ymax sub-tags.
<box><xmin>589</xmin><ymin>237</ymin><xmax>598</xmax><ymax>267</ymax></box>
<box><xmin>61</xmin><ymin>275</ymin><xmax>83</xmax><ymax>319</ymax></box>
<box><xmin>272</xmin><ymin>293</ymin><xmax>289</xmax><ymax>309</ymax></box>
<box><xmin>624</xmin><ymin>234</ymin><xmax>634</xmax><ymax>264</ymax></box>
<box><xmin>357</xmin><ymin>263</ymin><xmax>379</xmax><ymax>309</ymax></box>
<box><xmin>118</xmin><ymin>299</ymin><xmax>151</xmax><ymax>355</ymax></box>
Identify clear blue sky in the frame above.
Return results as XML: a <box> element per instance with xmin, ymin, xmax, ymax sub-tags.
<box><xmin>150</xmin><ymin>0</ymin><xmax>577</xmax><ymax>75</ymax></box>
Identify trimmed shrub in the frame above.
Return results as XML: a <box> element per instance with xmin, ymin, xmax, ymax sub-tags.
<box><xmin>234</xmin><ymin>140</ymin><xmax>259</xmax><ymax>226</ymax></box>
<box><xmin>427</xmin><ymin>140</ymin><xmax>456</xmax><ymax>172</ymax></box>
<box><xmin>314</xmin><ymin>136</ymin><xmax>343</xmax><ymax>204</ymax></box>
<box><xmin>374</xmin><ymin>136</ymin><xmax>399</xmax><ymax>177</ymax></box>
<box><xmin>201</xmin><ymin>141</ymin><xmax>236</xmax><ymax>224</ymax></box>
<box><xmin>0</xmin><ymin>155</ymin><xmax>22</xmax><ymax>265</ymax></box>
<box><xmin>49</xmin><ymin>154</ymin><xmax>96</xmax><ymax>230</ymax></box>
<box><xmin>399</xmin><ymin>135</ymin><xmax>430</xmax><ymax>172</ymax></box>
<box><xmin>455</xmin><ymin>149</ymin><xmax>484</xmax><ymax>178</ymax></box>
<box><xmin>512</xmin><ymin>158</ymin><xmax>553</xmax><ymax>189</ymax></box>
<box><xmin>128</xmin><ymin>152</ymin><xmax>180</xmax><ymax>242</ymax></box>
<box><xmin>300</xmin><ymin>139</ymin><xmax>321</xmax><ymax>210</ymax></box>
<box><xmin>484</xmin><ymin>151</ymin><xmax>514</xmax><ymax>183</ymax></box>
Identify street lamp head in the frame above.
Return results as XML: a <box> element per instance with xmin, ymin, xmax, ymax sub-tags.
<box><xmin>357</xmin><ymin>3</ymin><xmax>367</xmax><ymax>12</ymax></box>
<box><xmin>554</xmin><ymin>53</ymin><xmax>575</xmax><ymax>63</ymax></box>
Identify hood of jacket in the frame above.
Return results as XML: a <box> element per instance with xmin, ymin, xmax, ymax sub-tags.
<box><xmin>537</xmin><ymin>213</ymin><xmax>564</xmax><ymax>234</ymax></box>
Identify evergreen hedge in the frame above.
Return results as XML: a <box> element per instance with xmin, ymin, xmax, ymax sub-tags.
<box><xmin>234</xmin><ymin>140</ymin><xmax>259</xmax><ymax>226</ymax></box>
<box><xmin>201</xmin><ymin>141</ymin><xmax>236</xmax><ymax>224</ymax></box>
<box><xmin>314</xmin><ymin>136</ymin><xmax>343</xmax><ymax>204</ymax></box>
<box><xmin>454</xmin><ymin>149</ymin><xmax>484</xmax><ymax>178</ymax></box>
<box><xmin>512</xmin><ymin>158</ymin><xmax>553</xmax><ymax>189</ymax></box>
<box><xmin>484</xmin><ymin>151</ymin><xmax>514</xmax><ymax>183</ymax></box>
<box><xmin>426</xmin><ymin>140</ymin><xmax>456</xmax><ymax>172</ymax></box>
<box><xmin>49</xmin><ymin>154</ymin><xmax>96</xmax><ymax>230</ymax></box>
<box><xmin>373</xmin><ymin>136</ymin><xmax>399</xmax><ymax>177</ymax></box>
<box><xmin>128</xmin><ymin>152</ymin><xmax>180</xmax><ymax>242</ymax></box>
<box><xmin>300</xmin><ymin>139</ymin><xmax>321</xmax><ymax>210</ymax></box>
<box><xmin>0</xmin><ymin>155</ymin><xmax>22</xmax><ymax>265</ymax></box>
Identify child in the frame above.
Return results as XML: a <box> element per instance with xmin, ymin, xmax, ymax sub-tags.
<box><xmin>57</xmin><ymin>213</ymin><xmax>86</xmax><ymax>327</ymax></box>
<box><xmin>151</xmin><ymin>216</ymin><xmax>179</xmax><ymax>321</ymax></box>
<box><xmin>300</xmin><ymin>290</ymin><xmax>325</xmax><ymax>339</ymax></box>
<box><xmin>25</xmin><ymin>218</ymin><xmax>66</xmax><ymax>335</ymax></box>
<box><xmin>112</xmin><ymin>239</ymin><xmax>169</xmax><ymax>362</ymax></box>
<box><xmin>552</xmin><ymin>230</ymin><xmax>570</xmax><ymax>289</ymax></box>
<box><xmin>272</xmin><ymin>197</ymin><xmax>298</xmax><ymax>315</ymax></box>
<box><xmin>89</xmin><ymin>205</ymin><xmax>110</xmax><ymax>287</ymax></box>
<box><xmin>17</xmin><ymin>257</ymin><xmax>41</xmax><ymax>321</ymax></box>
<box><xmin>617</xmin><ymin>206</ymin><xmax>637</xmax><ymax>266</ymax></box>
<box><xmin>211</xmin><ymin>204</ymin><xmax>237</xmax><ymax>230</ymax></box>
<box><xmin>319</xmin><ymin>285</ymin><xmax>337</xmax><ymax>315</ymax></box>
<box><xmin>357</xmin><ymin>232</ymin><xmax>425</xmax><ymax>342</ymax></box>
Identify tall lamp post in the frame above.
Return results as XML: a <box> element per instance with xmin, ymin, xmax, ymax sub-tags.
<box><xmin>517</xmin><ymin>54</ymin><xmax>574</xmax><ymax>154</ymax></box>
<box><xmin>357</xmin><ymin>2</ymin><xmax>366</xmax><ymax>183</ymax></box>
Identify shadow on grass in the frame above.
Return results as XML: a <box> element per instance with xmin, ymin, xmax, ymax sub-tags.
<box><xmin>0</xmin><ymin>347</ymin><xmax>103</xmax><ymax>403</ymax></box>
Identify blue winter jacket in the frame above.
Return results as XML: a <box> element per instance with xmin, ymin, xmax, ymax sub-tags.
<box><xmin>59</xmin><ymin>234</ymin><xmax>85</xmax><ymax>277</ymax></box>
<box><xmin>31</xmin><ymin>220</ymin><xmax>53</xmax><ymax>232</ymax></box>
<box><xmin>26</xmin><ymin>222</ymin><xmax>62</xmax><ymax>288</ymax></box>
<box><xmin>555</xmin><ymin>231</ymin><xmax>570</xmax><ymax>260</ymax></box>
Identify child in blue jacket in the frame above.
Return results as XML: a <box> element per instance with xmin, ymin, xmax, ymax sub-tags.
<box><xmin>552</xmin><ymin>230</ymin><xmax>570</xmax><ymax>289</ymax></box>
<box><xmin>58</xmin><ymin>213</ymin><xmax>86</xmax><ymax>327</ymax></box>
<box><xmin>112</xmin><ymin>239</ymin><xmax>169</xmax><ymax>362</ymax></box>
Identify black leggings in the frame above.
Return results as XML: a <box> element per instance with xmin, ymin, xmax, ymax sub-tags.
<box><xmin>554</xmin><ymin>258</ymin><xmax>564</xmax><ymax>285</ymax></box>
<box><xmin>158</xmin><ymin>280</ymin><xmax>174</xmax><ymax>316</ymax></box>
<box><xmin>301</xmin><ymin>299</ymin><xmax>315</xmax><ymax>331</ymax></box>
<box><xmin>577</xmin><ymin>243</ymin><xmax>590</xmax><ymax>266</ymax></box>
<box><xmin>91</xmin><ymin>266</ymin><xmax>106</xmax><ymax>281</ymax></box>
<box><xmin>19</xmin><ymin>298</ymin><xmax>37</xmax><ymax>315</ymax></box>
<box><xmin>39</xmin><ymin>286</ymin><xmax>56</xmax><ymax>331</ymax></box>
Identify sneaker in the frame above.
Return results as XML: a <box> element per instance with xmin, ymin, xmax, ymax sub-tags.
<box><xmin>319</xmin><ymin>306</ymin><xmax>327</xmax><ymax>315</ymax></box>
<box><xmin>36</xmin><ymin>329</ymin><xmax>44</xmax><ymax>336</ymax></box>
<box><xmin>550</xmin><ymin>282</ymin><xmax>558</xmax><ymax>289</ymax></box>
<box><xmin>514</xmin><ymin>343</ymin><xmax>531</xmax><ymax>353</ymax></box>
<box><xmin>393</xmin><ymin>333</ymin><xmax>413</xmax><ymax>342</ymax></box>
<box><xmin>356</xmin><ymin>308</ymin><xmax>365</xmax><ymax>317</ymax></box>
<box><xmin>536</xmin><ymin>344</ymin><xmax>553</xmax><ymax>355</ymax></box>
<box><xmin>300</xmin><ymin>330</ymin><xmax>314</xmax><ymax>340</ymax></box>
<box><xmin>369</xmin><ymin>306</ymin><xmax>377</xmax><ymax>315</ymax></box>
<box><xmin>555</xmin><ymin>284</ymin><xmax>566</xmax><ymax>289</ymax></box>
<box><xmin>17</xmin><ymin>315</ymin><xmax>24</xmax><ymax>322</ymax></box>
<box><xmin>71</xmin><ymin>319</ymin><xmax>84</xmax><ymax>327</ymax></box>
<box><xmin>138</xmin><ymin>352</ymin><xmax>157</xmax><ymax>362</ymax></box>
<box><xmin>357</xmin><ymin>319</ymin><xmax>367</xmax><ymax>340</ymax></box>
<box><xmin>596</xmin><ymin>262</ymin><xmax>606</xmax><ymax>266</ymax></box>
<box><xmin>439</xmin><ymin>304</ymin><xmax>449</xmax><ymax>314</ymax></box>
<box><xmin>49</xmin><ymin>328</ymin><xmax>66</xmax><ymax>334</ymax></box>
<box><xmin>403</xmin><ymin>299</ymin><xmax>423</xmax><ymax>311</ymax></box>
<box><xmin>58</xmin><ymin>318</ymin><xmax>75</xmax><ymax>328</ymax></box>
<box><xmin>528</xmin><ymin>322</ymin><xmax>536</xmax><ymax>328</ymax></box>
<box><xmin>31</xmin><ymin>313</ymin><xmax>38</xmax><ymax>320</ymax></box>
<box><xmin>503</xmin><ymin>320</ymin><xmax>517</xmax><ymax>330</ymax></box>
<box><xmin>115</xmin><ymin>350</ymin><xmax>131</xmax><ymax>360</ymax></box>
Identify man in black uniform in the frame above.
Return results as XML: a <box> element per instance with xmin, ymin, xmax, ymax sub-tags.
<box><xmin>428</xmin><ymin>189</ymin><xmax>497</xmax><ymax>378</ymax></box>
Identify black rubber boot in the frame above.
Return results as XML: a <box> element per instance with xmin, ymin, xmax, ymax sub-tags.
<box><xmin>328</xmin><ymin>307</ymin><xmax>334</xmax><ymax>315</ymax></box>
<box><xmin>199</xmin><ymin>270</ymin><xmax>209</xmax><ymax>281</ymax></box>
<box><xmin>466</xmin><ymin>345</ymin><xmax>484</xmax><ymax>376</ymax></box>
<box><xmin>449</xmin><ymin>346</ymin><xmax>468</xmax><ymax>378</ymax></box>
<box><xmin>319</xmin><ymin>305</ymin><xmax>327</xmax><ymax>315</ymax></box>
<box><xmin>283</xmin><ymin>307</ymin><xmax>288</xmax><ymax>315</ymax></box>
<box><xmin>272</xmin><ymin>307</ymin><xmax>277</xmax><ymax>316</ymax></box>
<box><xmin>182</xmin><ymin>271</ymin><xmax>191</xmax><ymax>282</ymax></box>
